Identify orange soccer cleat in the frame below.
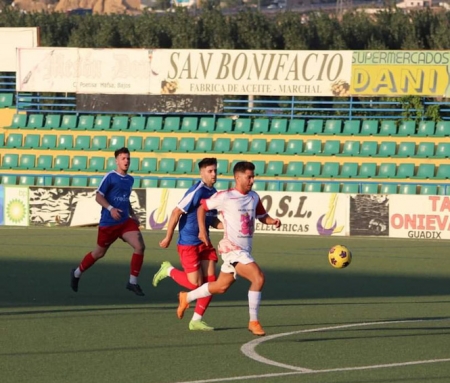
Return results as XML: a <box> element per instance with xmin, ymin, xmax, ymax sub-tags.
<box><xmin>177</xmin><ymin>291</ymin><xmax>190</xmax><ymax>319</ymax></box>
<box><xmin>248</xmin><ymin>320</ymin><xmax>266</xmax><ymax>336</ymax></box>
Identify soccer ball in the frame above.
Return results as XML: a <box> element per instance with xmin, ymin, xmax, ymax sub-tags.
<box><xmin>328</xmin><ymin>245</ymin><xmax>352</xmax><ymax>269</ymax></box>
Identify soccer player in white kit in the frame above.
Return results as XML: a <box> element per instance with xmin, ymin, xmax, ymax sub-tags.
<box><xmin>176</xmin><ymin>161</ymin><xmax>281</xmax><ymax>336</ymax></box>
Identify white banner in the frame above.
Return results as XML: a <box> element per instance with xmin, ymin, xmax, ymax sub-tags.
<box><xmin>4</xmin><ymin>186</ymin><xmax>29</xmax><ymax>226</ymax></box>
<box><xmin>146</xmin><ymin>188</ymin><xmax>349</xmax><ymax>236</ymax></box>
<box><xmin>17</xmin><ymin>48</ymin><xmax>353</xmax><ymax>96</ymax></box>
<box><xmin>0</xmin><ymin>27</ymin><xmax>39</xmax><ymax>71</ymax></box>
<box><xmin>389</xmin><ymin>195</ymin><xmax>450</xmax><ymax>240</ymax></box>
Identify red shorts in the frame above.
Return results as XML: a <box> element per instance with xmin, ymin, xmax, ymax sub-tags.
<box><xmin>97</xmin><ymin>218</ymin><xmax>140</xmax><ymax>248</ymax></box>
<box><xmin>177</xmin><ymin>243</ymin><xmax>218</xmax><ymax>273</ymax></box>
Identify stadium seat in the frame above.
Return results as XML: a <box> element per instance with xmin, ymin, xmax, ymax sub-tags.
<box><xmin>342</xmin><ymin>120</ymin><xmax>360</xmax><ymax>135</ymax></box>
<box><xmin>94</xmin><ymin>115</ymin><xmax>111</xmax><ymax>130</ymax></box>
<box><xmin>420</xmin><ymin>184</ymin><xmax>438</xmax><ymax>195</ymax></box>
<box><xmin>338</xmin><ymin>162</ymin><xmax>358</xmax><ymax>178</ymax></box>
<box><xmin>36</xmin><ymin>176</ymin><xmax>52</xmax><ymax>186</ymax></box>
<box><xmin>323</xmin><ymin>182</ymin><xmax>340</xmax><ymax>193</ymax></box>
<box><xmin>285</xmin><ymin>182</ymin><xmax>302</xmax><ymax>192</ymax></box>
<box><xmin>394</xmin><ymin>142</ymin><xmax>415</xmax><ymax>158</ymax></box>
<box><xmin>375</xmin><ymin>163</ymin><xmax>396</xmax><ymax>178</ymax></box>
<box><xmin>230</xmin><ymin>138</ymin><xmax>249</xmax><ymax>153</ymax></box>
<box><xmin>180</xmin><ymin>117</ymin><xmax>198</xmax><ymax>132</ymax></box>
<box><xmin>303</xmin><ymin>162</ymin><xmax>321</xmax><ymax>177</ymax></box>
<box><xmin>90</xmin><ymin>136</ymin><xmax>107</xmax><ymax>151</ymax></box>
<box><xmin>284</xmin><ymin>139</ymin><xmax>303</xmax><ymax>155</ymax></box>
<box><xmin>379</xmin><ymin>120</ymin><xmax>397</xmax><ymax>136</ymax></box>
<box><xmin>304</xmin><ymin>182</ymin><xmax>322</xmax><ymax>192</ymax></box>
<box><xmin>265</xmin><ymin>161</ymin><xmax>284</xmax><ymax>176</ymax></box>
<box><xmin>439</xmin><ymin>185</ymin><xmax>450</xmax><ymax>195</ymax></box>
<box><xmin>27</xmin><ymin>114</ymin><xmax>44</xmax><ymax>129</ymax></box>
<box><xmin>300</xmin><ymin>139</ymin><xmax>321</xmax><ymax>155</ymax></box>
<box><xmin>129</xmin><ymin>158</ymin><xmax>139</xmax><ymax>173</ymax></box>
<box><xmin>158</xmin><ymin>137</ymin><xmax>178</xmax><ymax>152</ymax></box>
<box><xmin>269</xmin><ymin>119</ymin><xmax>287</xmax><ymax>134</ymax></box>
<box><xmin>127</xmin><ymin>136</ymin><xmax>143</xmax><ymax>152</ymax></box>
<box><xmin>109</xmin><ymin>136</ymin><xmax>126</xmax><ymax>151</ymax></box>
<box><xmin>321</xmin><ymin>120</ymin><xmax>342</xmax><ymax>135</ymax></box>
<box><xmin>338</xmin><ymin>140</ymin><xmax>360</xmax><ymax>157</ymax></box>
<box><xmin>139</xmin><ymin>158</ymin><xmax>158</xmax><ymax>174</ymax></box>
<box><xmin>1</xmin><ymin>175</ymin><xmax>17</xmax><ymax>185</ymax></box>
<box><xmin>435</xmin><ymin>121</ymin><xmax>450</xmax><ymax>137</ymax></box>
<box><xmin>216</xmin><ymin>118</ymin><xmax>232</xmax><ymax>133</ymax></box>
<box><xmin>18</xmin><ymin>154</ymin><xmax>36</xmax><ymax>170</ymax></box>
<box><xmin>77</xmin><ymin>115</ymin><xmax>94</xmax><ymax>130</ymax></box>
<box><xmin>146</xmin><ymin>116</ymin><xmax>163</xmax><ymax>132</ymax></box>
<box><xmin>0</xmin><ymin>133</ymin><xmax>4</xmax><ymax>147</ymax></box>
<box><xmin>141</xmin><ymin>178</ymin><xmax>158</xmax><ymax>188</ymax></box>
<box><xmin>436</xmin><ymin>164</ymin><xmax>450</xmax><ymax>179</ymax></box>
<box><xmin>53</xmin><ymin>155</ymin><xmax>70</xmax><ymax>171</ymax></box>
<box><xmin>361</xmin><ymin>183</ymin><xmax>378</xmax><ymax>194</ymax></box>
<box><xmin>287</xmin><ymin>119</ymin><xmax>305</xmax><ymax>134</ymax></box>
<box><xmin>380</xmin><ymin>183</ymin><xmax>398</xmax><ymax>194</ymax></box>
<box><xmin>284</xmin><ymin>161</ymin><xmax>303</xmax><ymax>177</ymax></box>
<box><xmin>322</xmin><ymin>140</ymin><xmax>340</xmax><ymax>156</ymax></box>
<box><xmin>106</xmin><ymin>157</ymin><xmax>116</xmax><ymax>171</ymax></box>
<box><xmin>71</xmin><ymin>176</ymin><xmax>88</xmax><ymax>187</ymax></box>
<box><xmin>435</xmin><ymin>143</ymin><xmax>450</xmax><ymax>158</ymax></box>
<box><xmin>89</xmin><ymin>176</ymin><xmax>102</xmax><ymax>188</ymax></box>
<box><xmin>112</xmin><ymin>116</ymin><xmax>129</xmax><ymax>131</ymax></box>
<box><xmin>341</xmin><ymin>183</ymin><xmax>359</xmax><ymax>193</ymax></box>
<box><xmin>160</xmin><ymin>179</ymin><xmax>176</xmax><ymax>188</ymax></box>
<box><xmin>163</xmin><ymin>117</ymin><xmax>180</xmax><ymax>132</ymax></box>
<box><xmin>45</xmin><ymin>114</ymin><xmax>62</xmax><ymax>129</ymax></box>
<box><xmin>6</xmin><ymin>133</ymin><xmax>23</xmax><ymax>148</ymax></box>
<box><xmin>130</xmin><ymin>116</ymin><xmax>146</xmax><ymax>131</ymax></box>
<box><xmin>57</xmin><ymin>135</ymin><xmax>74</xmax><ymax>150</ymax></box>
<box><xmin>7</xmin><ymin>114</ymin><xmax>27</xmax><ymax>129</ymax></box>
<box><xmin>193</xmin><ymin>137</ymin><xmax>213</xmax><ymax>153</ymax></box>
<box><xmin>216</xmin><ymin>159</ymin><xmax>229</xmax><ymax>175</ymax></box>
<box><xmin>61</xmin><ymin>115</ymin><xmax>77</xmax><ymax>129</ymax></box>
<box><xmin>248</xmin><ymin>139</ymin><xmax>267</xmax><ymax>154</ymax></box>
<box><xmin>306</xmin><ymin>120</ymin><xmax>323</xmax><ymax>134</ymax></box>
<box><xmin>177</xmin><ymin>137</ymin><xmax>195</xmax><ymax>153</ymax></box>
<box><xmin>321</xmin><ymin>162</ymin><xmax>339</xmax><ymax>178</ymax></box>
<box><xmin>74</xmin><ymin>135</ymin><xmax>91</xmax><ymax>150</ymax></box>
<box><xmin>399</xmin><ymin>184</ymin><xmax>417</xmax><ymax>194</ymax></box>
<box><xmin>88</xmin><ymin>157</ymin><xmax>105</xmax><ymax>172</ymax></box>
<box><xmin>198</xmin><ymin>117</ymin><xmax>215</xmax><ymax>133</ymax></box>
<box><xmin>252</xmin><ymin>119</ymin><xmax>269</xmax><ymax>134</ymax></box>
<box><xmin>39</xmin><ymin>134</ymin><xmax>57</xmax><ymax>149</ymax></box>
<box><xmin>416</xmin><ymin>121</ymin><xmax>435</xmax><ymax>136</ymax></box>
<box><xmin>54</xmin><ymin>176</ymin><xmax>70</xmax><ymax>187</ymax></box>
<box><xmin>415</xmin><ymin>142</ymin><xmax>435</xmax><ymax>158</ymax></box>
<box><xmin>356</xmin><ymin>163</ymin><xmax>377</xmax><ymax>178</ymax></box>
<box><xmin>375</xmin><ymin>141</ymin><xmax>396</xmax><ymax>157</ymax></box>
<box><xmin>267</xmin><ymin>139</ymin><xmax>285</xmax><ymax>154</ymax></box>
<box><xmin>395</xmin><ymin>163</ymin><xmax>415</xmax><ymax>179</ymax></box>
<box><xmin>252</xmin><ymin>181</ymin><xmax>266</xmax><ymax>191</ymax></box>
<box><xmin>23</xmin><ymin>134</ymin><xmax>40</xmax><ymax>149</ymax></box>
<box><xmin>234</xmin><ymin>118</ymin><xmax>251</xmax><ymax>134</ymax></box>
<box><xmin>70</xmin><ymin>155</ymin><xmax>88</xmax><ymax>171</ymax></box>
<box><xmin>212</xmin><ymin>137</ymin><xmax>231</xmax><ymax>153</ymax></box>
<box><xmin>397</xmin><ymin>120</ymin><xmax>415</xmax><ymax>136</ymax></box>
<box><xmin>157</xmin><ymin>158</ymin><xmax>175</xmax><ymax>174</ymax></box>
<box><xmin>0</xmin><ymin>93</ymin><xmax>13</xmax><ymax>108</ymax></box>
<box><xmin>36</xmin><ymin>155</ymin><xmax>53</xmax><ymax>170</ymax></box>
<box><xmin>253</xmin><ymin>160</ymin><xmax>266</xmax><ymax>176</ymax></box>
<box><xmin>360</xmin><ymin>120</ymin><xmax>378</xmax><ymax>135</ymax></box>
<box><xmin>359</xmin><ymin>141</ymin><xmax>377</xmax><ymax>157</ymax></box>
<box><xmin>143</xmin><ymin>137</ymin><xmax>160</xmax><ymax>152</ymax></box>
<box><xmin>174</xmin><ymin>159</ymin><xmax>194</xmax><ymax>174</ymax></box>
<box><xmin>413</xmin><ymin>164</ymin><xmax>435</xmax><ymax>179</ymax></box>
<box><xmin>176</xmin><ymin>179</ymin><xmax>194</xmax><ymax>188</ymax></box>
<box><xmin>215</xmin><ymin>180</ymin><xmax>230</xmax><ymax>190</ymax></box>
<box><xmin>266</xmin><ymin>181</ymin><xmax>281</xmax><ymax>191</ymax></box>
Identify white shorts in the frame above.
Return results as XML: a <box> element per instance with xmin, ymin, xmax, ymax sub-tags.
<box><xmin>220</xmin><ymin>249</ymin><xmax>255</xmax><ymax>279</ymax></box>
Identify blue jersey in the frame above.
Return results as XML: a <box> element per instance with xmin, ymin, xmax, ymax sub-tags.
<box><xmin>177</xmin><ymin>181</ymin><xmax>217</xmax><ymax>245</ymax></box>
<box><xmin>97</xmin><ymin>171</ymin><xmax>134</xmax><ymax>227</ymax></box>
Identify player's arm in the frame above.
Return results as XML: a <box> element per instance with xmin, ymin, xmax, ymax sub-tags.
<box><xmin>258</xmin><ymin>214</ymin><xmax>281</xmax><ymax>228</ymax></box>
<box><xmin>211</xmin><ymin>217</ymin><xmax>223</xmax><ymax>230</ymax></box>
<box><xmin>159</xmin><ymin>207</ymin><xmax>183</xmax><ymax>248</ymax></box>
<box><xmin>95</xmin><ymin>192</ymin><xmax>122</xmax><ymax>220</ymax></box>
<box><xmin>197</xmin><ymin>203</ymin><xmax>210</xmax><ymax>246</ymax></box>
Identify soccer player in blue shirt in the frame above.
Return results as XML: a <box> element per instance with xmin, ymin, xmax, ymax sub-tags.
<box><xmin>70</xmin><ymin>147</ymin><xmax>146</xmax><ymax>296</ymax></box>
<box><xmin>153</xmin><ymin>158</ymin><xmax>222</xmax><ymax>331</ymax></box>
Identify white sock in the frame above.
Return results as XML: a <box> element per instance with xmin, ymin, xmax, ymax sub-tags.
<box><xmin>167</xmin><ymin>267</ymin><xmax>174</xmax><ymax>276</ymax></box>
<box><xmin>187</xmin><ymin>283</ymin><xmax>211</xmax><ymax>303</ymax></box>
<box><xmin>74</xmin><ymin>268</ymin><xmax>82</xmax><ymax>278</ymax></box>
<box><xmin>129</xmin><ymin>275</ymin><xmax>138</xmax><ymax>284</ymax></box>
<box><xmin>248</xmin><ymin>290</ymin><xmax>261</xmax><ymax>321</ymax></box>
<box><xmin>191</xmin><ymin>313</ymin><xmax>202</xmax><ymax>321</ymax></box>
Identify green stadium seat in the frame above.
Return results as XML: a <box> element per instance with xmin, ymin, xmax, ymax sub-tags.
<box><xmin>300</xmin><ymin>139</ymin><xmax>321</xmax><ymax>155</ymax></box>
<box><xmin>129</xmin><ymin>158</ymin><xmax>139</xmax><ymax>173</ymax></box>
<box><xmin>214</xmin><ymin>180</ymin><xmax>230</xmax><ymax>190</ymax></box>
<box><xmin>252</xmin><ymin>181</ymin><xmax>266</xmax><ymax>191</ymax></box>
<box><xmin>338</xmin><ymin>162</ymin><xmax>358</xmax><ymax>178</ymax></box>
<box><xmin>438</xmin><ymin>185</ymin><xmax>450</xmax><ymax>195</ymax></box>
<box><xmin>105</xmin><ymin>157</ymin><xmax>116</xmax><ymax>171</ymax></box>
<box><xmin>27</xmin><ymin>114</ymin><xmax>44</xmax><ymax>129</ymax></box>
<box><xmin>360</xmin><ymin>141</ymin><xmax>377</xmax><ymax>157</ymax></box>
<box><xmin>269</xmin><ymin>119</ymin><xmax>288</xmax><ymax>134</ymax></box>
<box><xmin>321</xmin><ymin>162</ymin><xmax>339</xmax><ymax>178</ymax></box>
<box><xmin>420</xmin><ymin>184</ymin><xmax>437</xmax><ymax>195</ymax></box>
<box><xmin>435</xmin><ymin>143</ymin><xmax>450</xmax><ymax>158</ymax></box>
<box><xmin>375</xmin><ymin>141</ymin><xmax>396</xmax><ymax>157</ymax></box>
<box><xmin>394</xmin><ymin>142</ymin><xmax>415</xmax><ymax>158</ymax></box>
<box><xmin>18</xmin><ymin>154</ymin><xmax>36</xmax><ymax>170</ymax></box>
<box><xmin>248</xmin><ymin>139</ymin><xmax>267</xmax><ymax>154</ymax></box>
<box><xmin>57</xmin><ymin>135</ymin><xmax>74</xmax><ymax>150</ymax></box>
<box><xmin>230</xmin><ymin>138</ymin><xmax>249</xmax><ymax>153</ymax></box>
<box><xmin>323</xmin><ymin>183</ymin><xmax>340</xmax><ymax>193</ymax></box>
<box><xmin>146</xmin><ymin>116</ymin><xmax>163</xmax><ymax>132</ymax></box>
<box><xmin>88</xmin><ymin>157</ymin><xmax>105</xmax><ymax>172</ymax></box>
<box><xmin>395</xmin><ymin>163</ymin><xmax>415</xmax><ymax>179</ymax></box>
<box><xmin>253</xmin><ymin>160</ymin><xmax>266</xmax><ymax>176</ymax></box>
<box><xmin>109</xmin><ymin>136</ymin><xmax>126</xmax><ymax>151</ymax></box>
<box><xmin>141</xmin><ymin>178</ymin><xmax>158</xmax><ymax>188</ymax></box>
<box><xmin>265</xmin><ymin>161</ymin><xmax>284</xmax><ymax>176</ymax></box>
<box><xmin>217</xmin><ymin>159</ymin><xmax>229</xmax><ymax>175</ymax></box>
<box><xmin>6</xmin><ymin>133</ymin><xmax>23</xmax><ymax>148</ymax></box>
<box><xmin>0</xmin><ymin>93</ymin><xmax>13</xmax><ymax>108</ymax></box>
<box><xmin>74</xmin><ymin>135</ymin><xmax>91</xmax><ymax>150</ymax></box>
<box><xmin>53</xmin><ymin>155</ymin><xmax>70</xmax><ymax>171</ymax></box>
<box><xmin>0</xmin><ymin>133</ymin><xmax>4</xmax><ymax>147</ymax></box>
<box><xmin>93</xmin><ymin>115</ymin><xmax>111</xmax><ymax>130</ymax></box>
<box><xmin>40</xmin><ymin>134</ymin><xmax>57</xmax><ymax>149</ymax></box>
<box><xmin>380</xmin><ymin>183</ymin><xmax>398</xmax><ymax>194</ymax></box>
<box><xmin>212</xmin><ymin>137</ymin><xmax>231</xmax><ymax>153</ymax></box>
<box><xmin>436</xmin><ymin>164</ymin><xmax>450</xmax><ymax>179</ymax></box>
<box><xmin>356</xmin><ymin>163</ymin><xmax>377</xmax><ymax>178</ymax></box>
<box><xmin>174</xmin><ymin>159</ymin><xmax>194</xmax><ymax>174</ymax></box>
<box><xmin>139</xmin><ymin>158</ymin><xmax>158</xmax><ymax>174</ymax></box>
<box><xmin>397</xmin><ymin>120</ymin><xmax>415</xmax><ymax>136</ymax></box>
<box><xmin>361</xmin><ymin>183</ymin><xmax>378</xmax><ymax>194</ymax></box>
<box><xmin>1</xmin><ymin>175</ymin><xmax>17</xmax><ymax>185</ymax></box>
<box><xmin>234</xmin><ymin>118</ymin><xmax>251</xmax><ymax>134</ymax></box>
<box><xmin>415</xmin><ymin>142</ymin><xmax>435</xmax><ymax>158</ymax></box>
<box><xmin>285</xmin><ymin>182</ymin><xmax>302</xmax><ymax>192</ymax></box>
<box><xmin>70</xmin><ymin>155</ymin><xmax>88</xmax><ymax>171</ymax></box>
<box><xmin>284</xmin><ymin>161</ymin><xmax>303</xmax><ymax>177</ymax></box>
<box><xmin>158</xmin><ymin>137</ymin><xmax>178</xmax><ymax>152</ymax></box>
<box><xmin>304</xmin><ymin>182</ymin><xmax>322</xmax><ymax>192</ymax></box>
<box><xmin>399</xmin><ymin>184</ymin><xmax>417</xmax><ymax>194</ymax></box>
<box><xmin>54</xmin><ymin>176</ymin><xmax>70</xmax><ymax>187</ymax></box>
<box><xmin>89</xmin><ymin>176</ymin><xmax>102</xmax><ymax>188</ymax></box>
<box><xmin>77</xmin><ymin>115</ymin><xmax>94</xmax><ymax>130</ymax></box>
<box><xmin>180</xmin><ymin>117</ymin><xmax>198</xmax><ymax>132</ymax></box>
<box><xmin>61</xmin><ymin>115</ymin><xmax>77</xmax><ymax>129</ymax></box>
<box><xmin>22</xmin><ymin>134</ymin><xmax>41</xmax><ymax>149</ymax></box>
<box><xmin>252</xmin><ymin>119</ymin><xmax>269</xmax><ymax>134</ymax></box>
<box><xmin>306</xmin><ymin>120</ymin><xmax>323</xmax><ymax>134</ymax></box>
<box><xmin>284</xmin><ymin>139</ymin><xmax>303</xmax><ymax>155</ymax></box>
<box><xmin>287</xmin><ymin>119</ymin><xmax>305</xmax><ymax>134</ymax></box>
<box><xmin>337</xmin><ymin>140</ymin><xmax>360</xmax><ymax>157</ymax></box>
<box><xmin>71</xmin><ymin>176</ymin><xmax>88</xmax><ymax>187</ymax></box>
<box><xmin>193</xmin><ymin>137</ymin><xmax>213</xmax><ymax>153</ymax></box>
<box><xmin>225</xmin><ymin>160</ymin><xmax>240</xmax><ymax>176</ymax></box>
<box><xmin>157</xmin><ymin>158</ymin><xmax>175</xmax><ymax>174</ymax></box>
<box><xmin>133</xmin><ymin>178</ymin><xmax>141</xmax><ymax>189</ymax></box>
<box><xmin>303</xmin><ymin>162</ymin><xmax>321</xmax><ymax>177</ymax></box>
<box><xmin>130</xmin><ymin>116</ymin><xmax>146</xmax><ymax>131</ymax></box>
<box><xmin>322</xmin><ymin>140</ymin><xmax>340</xmax><ymax>156</ymax></box>
<box><xmin>89</xmin><ymin>136</ymin><xmax>107</xmax><ymax>151</ymax></box>
<box><xmin>321</xmin><ymin>120</ymin><xmax>342</xmax><ymax>135</ymax></box>
<box><xmin>163</xmin><ymin>117</ymin><xmax>180</xmax><ymax>132</ymax></box>
<box><xmin>143</xmin><ymin>137</ymin><xmax>160</xmax><ymax>152</ymax></box>
<box><xmin>342</xmin><ymin>120</ymin><xmax>360</xmax><ymax>135</ymax></box>
<box><xmin>375</xmin><ymin>163</ymin><xmax>396</xmax><ymax>178</ymax></box>
<box><xmin>435</xmin><ymin>121</ymin><xmax>450</xmax><ymax>137</ymax></box>
<box><xmin>45</xmin><ymin>114</ymin><xmax>62</xmax><ymax>129</ymax></box>
<box><xmin>177</xmin><ymin>137</ymin><xmax>195</xmax><ymax>153</ymax></box>
<box><xmin>127</xmin><ymin>136</ymin><xmax>143</xmax><ymax>152</ymax></box>
<box><xmin>7</xmin><ymin>114</ymin><xmax>27</xmax><ymax>129</ymax></box>
<box><xmin>266</xmin><ymin>181</ymin><xmax>281</xmax><ymax>191</ymax></box>
<box><xmin>216</xmin><ymin>118</ymin><xmax>233</xmax><ymax>133</ymax></box>
<box><xmin>36</xmin><ymin>176</ymin><xmax>52</xmax><ymax>186</ymax></box>
<box><xmin>198</xmin><ymin>117</ymin><xmax>215</xmax><ymax>133</ymax></box>
<box><xmin>379</xmin><ymin>120</ymin><xmax>397</xmax><ymax>136</ymax></box>
<box><xmin>176</xmin><ymin>179</ymin><xmax>194</xmax><ymax>188</ymax></box>
<box><xmin>160</xmin><ymin>179</ymin><xmax>176</xmax><ymax>188</ymax></box>
<box><xmin>36</xmin><ymin>155</ymin><xmax>53</xmax><ymax>170</ymax></box>
<box><xmin>416</xmin><ymin>121</ymin><xmax>435</xmax><ymax>136</ymax></box>
<box><xmin>267</xmin><ymin>139</ymin><xmax>285</xmax><ymax>154</ymax></box>
<box><xmin>413</xmin><ymin>164</ymin><xmax>435</xmax><ymax>179</ymax></box>
<box><xmin>360</xmin><ymin>120</ymin><xmax>378</xmax><ymax>135</ymax></box>
<box><xmin>341</xmin><ymin>183</ymin><xmax>359</xmax><ymax>193</ymax></box>
<box><xmin>112</xmin><ymin>116</ymin><xmax>129</xmax><ymax>131</ymax></box>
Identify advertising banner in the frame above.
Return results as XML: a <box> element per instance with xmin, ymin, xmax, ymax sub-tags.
<box><xmin>4</xmin><ymin>186</ymin><xmax>29</xmax><ymax>226</ymax></box>
<box><xmin>0</xmin><ymin>27</ymin><xmax>39</xmax><ymax>71</ymax></box>
<box><xmin>146</xmin><ymin>188</ymin><xmax>349</xmax><ymax>236</ymax></box>
<box><xmin>351</xmin><ymin>51</ymin><xmax>450</xmax><ymax>97</ymax></box>
<box><xmin>389</xmin><ymin>195</ymin><xmax>450</xmax><ymax>240</ymax></box>
<box><xmin>349</xmin><ymin>194</ymin><xmax>389</xmax><ymax>237</ymax></box>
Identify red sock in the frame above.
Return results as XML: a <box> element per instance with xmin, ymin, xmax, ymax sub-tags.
<box><xmin>79</xmin><ymin>252</ymin><xmax>96</xmax><ymax>272</ymax></box>
<box><xmin>195</xmin><ymin>274</ymin><xmax>216</xmax><ymax>316</ymax></box>
<box><xmin>130</xmin><ymin>253</ymin><xmax>144</xmax><ymax>277</ymax></box>
<box><xmin>169</xmin><ymin>268</ymin><xmax>198</xmax><ymax>290</ymax></box>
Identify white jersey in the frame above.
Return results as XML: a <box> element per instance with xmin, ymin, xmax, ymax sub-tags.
<box><xmin>200</xmin><ymin>189</ymin><xmax>268</xmax><ymax>253</ymax></box>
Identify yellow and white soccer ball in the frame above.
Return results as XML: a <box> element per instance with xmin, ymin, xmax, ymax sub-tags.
<box><xmin>328</xmin><ymin>245</ymin><xmax>352</xmax><ymax>269</ymax></box>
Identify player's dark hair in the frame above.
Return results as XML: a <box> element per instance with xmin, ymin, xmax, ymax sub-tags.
<box><xmin>114</xmin><ymin>147</ymin><xmax>130</xmax><ymax>158</ymax></box>
<box><xmin>233</xmin><ymin>161</ymin><xmax>255</xmax><ymax>174</ymax></box>
<box><xmin>198</xmin><ymin>157</ymin><xmax>217</xmax><ymax>170</ymax></box>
